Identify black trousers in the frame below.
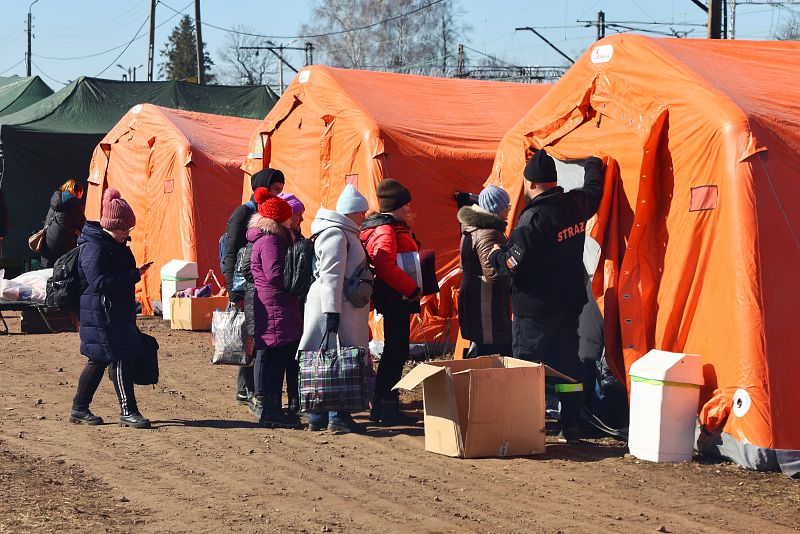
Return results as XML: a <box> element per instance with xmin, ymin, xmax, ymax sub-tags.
<box><xmin>374</xmin><ymin>312</ymin><xmax>411</xmax><ymax>401</ymax></box>
<box><xmin>512</xmin><ymin>312</ymin><xmax>582</xmax><ymax>427</ymax></box>
<box><xmin>72</xmin><ymin>359</ymin><xmax>138</xmax><ymax>416</ymax></box>
<box><xmin>254</xmin><ymin>343</ymin><xmax>295</xmax><ymax>399</ymax></box>
<box><xmin>285</xmin><ymin>353</ymin><xmax>299</xmax><ymax>401</ymax></box>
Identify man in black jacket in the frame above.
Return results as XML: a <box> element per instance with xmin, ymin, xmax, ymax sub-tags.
<box><xmin>223</xmin><ymin>168</ymin><xmax>285</xmax><ymax>404</ymax></box>
<box><xmin>489</xmin><ymin>150</ymin><xmax>604</xmax><ymax>441</ymax></box>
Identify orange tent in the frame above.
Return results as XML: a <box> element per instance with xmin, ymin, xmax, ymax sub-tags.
<box><xmin>242</xmin><ymin>65</ymin><xmax>550</xmax><ymax>345</ymax></box>
<box><xmin>85</xmin><ymin>104</ymin><xmax>260</xmax><ymax>314</ymax></box>
<box><xmin>490</xmin><ymin>35</ymin><xmax>800</xmax><ymax>475</ymax></box>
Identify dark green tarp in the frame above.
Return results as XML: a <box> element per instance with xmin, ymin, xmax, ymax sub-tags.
<box><xmin>0</xmin><ymin>77</ymin><xmax>278</xmax><ymax>258</ymax></box>
<box><xmin>0</xmin><ymin>76</ymin><xmax>53</xmax><ymax>117</ymax></box>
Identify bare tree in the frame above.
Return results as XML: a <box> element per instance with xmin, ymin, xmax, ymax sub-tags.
<box><xmin>776</xmin><ymin>13</ymin><xmax>800</xmax><ymax>40</ymax></box>
<box><xmin>299</xmin><ymin>0</ymin><xmax>470</xmax><ymax>76</ymax></box>
<box><xmin>217</xmin><ymin>25</ymin><xmax>278</xmax><ymax>86</ymax></box>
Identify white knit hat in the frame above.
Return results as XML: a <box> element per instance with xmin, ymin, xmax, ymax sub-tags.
<box><xmin>335</xmin><ymin>184</ymin><xmax>369</xmax><ymax>215</ymax></box>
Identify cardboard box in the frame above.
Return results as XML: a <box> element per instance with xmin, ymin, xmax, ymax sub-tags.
<box><xmin>393</xmin><ymin>356</ymin><xmax>575</xmax><ymax>458</ymax></box>
<box><xmin>170</xmin><ymin>296</ymin><xmax>227</xmax><ymax>331</ymax></box>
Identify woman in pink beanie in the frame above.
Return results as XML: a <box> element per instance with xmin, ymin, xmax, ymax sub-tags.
<box><xmin>69</xmin><ymin>188</ymin><xmax>154</xmax><ymax>429</ymax></box>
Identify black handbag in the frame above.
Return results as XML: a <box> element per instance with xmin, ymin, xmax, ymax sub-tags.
<box><xmin>134</xmin><ymin>331</ymin><xmax>160</xmax><ymax>385</ymax></box>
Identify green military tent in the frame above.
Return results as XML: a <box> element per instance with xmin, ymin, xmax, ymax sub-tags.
<box><xmin>0</xmin><ymin>76</ymin><xmax>278</xmax><ymax>258</ymax></box>
<box><xmin>0</xmin><ymin>76</ymin><xmax>53</xmax><ymax>117</ymax></box>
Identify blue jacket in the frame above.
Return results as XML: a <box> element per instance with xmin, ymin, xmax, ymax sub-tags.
<box><xmin>77</xmin><ymin>221</ymin><xmax>142</xmax><ymax>363</ymax></box>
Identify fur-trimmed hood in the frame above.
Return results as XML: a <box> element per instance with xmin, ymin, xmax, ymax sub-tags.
<box><xmin>246</xmin><ymin>213</ymin><xmax>292</xmax><ymax>243</ymax></box>
<box><xmin>457</xmin><ymin>205</ymin><xmax>507</xmax><ymax>232</ymax></box>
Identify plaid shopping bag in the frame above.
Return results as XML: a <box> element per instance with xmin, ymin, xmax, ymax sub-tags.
<box><xmin>298</xmin><ymin>334</ymin><xmax>369</xmax><ymax>413</ymax></box>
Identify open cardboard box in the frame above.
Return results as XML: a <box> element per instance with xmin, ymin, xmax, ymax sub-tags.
<box><xmin>393</xmin><ymin>356</ymin><xmax>575</xmax><ymax>458</ymax></box>
<box><xmin>169</xmin><ymin>296</ymin><xmax>228</xmax><ymax>331</ymax></box>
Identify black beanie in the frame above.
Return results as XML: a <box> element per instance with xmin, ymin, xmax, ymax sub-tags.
<box><xmin>523</xmin><ymin>150</ymin><xmax>557</xmax><ymax>183</ymax></box>
<box><xmin>377</xmin><ymin>179</ymin><xmax>412</xmax><ymax>212</ymax></box>
<box><xmin>250</xmin><ymin>168</ymin><xmax>285</xmax><ymax>191</ymax></box>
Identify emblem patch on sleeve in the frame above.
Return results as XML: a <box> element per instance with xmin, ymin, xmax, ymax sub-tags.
<box><xmin>506</xmin><ymin>256</ymin><xmax>518</xmax><ymax>269</ymax></box>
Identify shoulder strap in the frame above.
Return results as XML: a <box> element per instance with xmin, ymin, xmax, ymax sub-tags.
<box><xmin>309</xmin><ymin>226</ymin><xmax>349</xmax><ymax>250</ymax></box>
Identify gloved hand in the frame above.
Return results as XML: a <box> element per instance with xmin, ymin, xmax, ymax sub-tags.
<box><xmin>325</xmin><ymin>312</ymin><xmax>340</xmax><ymax>334</ymax></box>
<box><xmin>407</xmin><ymin>287</ymin><xmax>422</xmax><ymax>301</ymax></box>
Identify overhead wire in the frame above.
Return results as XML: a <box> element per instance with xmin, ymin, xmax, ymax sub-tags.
<box><xmin>157</xmin><ymin>0</ymin><xmax>445</xmax><ymax>40</ymax></box>
<box><xmin>0</xmin><ymin>59</ymin><xmax>25</xmax><ymax>76</ymax></box>
<box><xmin>34</xmin><ymin>1</ymin><xmax>191</xmax><ymax>62</ymax></box>
<box><xmin>94</xmin><ymin>12</ymin><xmax>151</xmax><ymax>77</ymax></box>
<box><xmin>30</xmin><ymin>60</ymin><xmax>67</xmax><ymax>85</ymax></box>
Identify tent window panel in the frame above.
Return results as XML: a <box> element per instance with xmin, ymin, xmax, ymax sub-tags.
<box><xmin>164</xmin><ymin>179</ymin><xmax>174</xmax><ymax>194</ymax></box>
<box><xmin>690</xmin><ymin>185</ymin><xmax>718</xmax><ymax>212</ymax></box>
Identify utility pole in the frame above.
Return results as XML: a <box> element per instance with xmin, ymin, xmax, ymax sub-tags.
<box><xmin>278</xmin><ymin>45</ymin><xmax>284</xmax><ymax>93</ymax></box>
<box><xmin>304</xmin><ymin>42</ymin><xmax>314</xmax><ymax>66</ymax></box>
<box><xmin>147</xmin><ymin>0</ymin><xmax>156</xmax><ymax>81</ymax></box>
<box><xmin>708</xmin><ymin>0</ymin><xmax>723</xmax><ymax>38</ymax></box>
<box><xmin>240</xmin><ymin>43</ymin><xmax>303</xmax><ymax>93</ymax></box>
<box><xmin>597</xmin><ymin>11</ymin><xmax>606</xmax><ymax>40</ymax></box>
<box><xmin>456</xmin><ymin>44</ymin><xmax>464</xmax><ymax>77</ymax></box>
<box><xmin>731</xmin><ymin>0</ymin><xmax>736</xmax><ymax>39</ymax></box>
<box><xmin>194</xmin><ymin>0</ymin><xmax>205</xmax><ymax>84</ymax></box>
<box><xmin>26</xmin><ymin>0</ymin><xmax>39</xmax><ymax>76</ymax></box>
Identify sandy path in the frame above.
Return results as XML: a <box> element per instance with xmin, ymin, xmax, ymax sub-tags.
<box><xmin>1</xmin><ymin>317</ymin><xmax>797</xmax><ymax>533</ymax></box>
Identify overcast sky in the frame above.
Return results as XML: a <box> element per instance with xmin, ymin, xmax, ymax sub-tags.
<box><xmin>0</xmin><ymin>0</ymin><xmax>795</xmax><ymax>89</ymax></box>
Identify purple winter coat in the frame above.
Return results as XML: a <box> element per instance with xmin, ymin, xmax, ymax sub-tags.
<box><xmin>246</xmin><ymin>214</ymin><xmax>302</xmax><ymax>349</ymax></box>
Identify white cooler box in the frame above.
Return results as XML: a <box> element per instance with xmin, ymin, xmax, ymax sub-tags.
<box><xmin>628</xmin><ymin>350</ymin><xmax>704</xmax><ymax>463</ymax></box>
<box><xmin>160</xmin><ymin>260</ymin><xmax>198</xmax><ymax>321</ymax></box>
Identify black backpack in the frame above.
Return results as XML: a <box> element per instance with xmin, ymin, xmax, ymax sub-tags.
<box><xmin>283</xmin><ymin>236</ymin><xmax>316</xmax><ymax>298</ymax></box>
<box><xmin>45</xmin><ymin>245</ymin><xmax>83</xmax><ymax>311</ymax></box>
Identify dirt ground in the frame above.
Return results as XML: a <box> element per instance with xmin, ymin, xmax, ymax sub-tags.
<box><xmin>0</xmin><ymin>316</ymin><xmax>797</xmax><ymax>534</ymax></box>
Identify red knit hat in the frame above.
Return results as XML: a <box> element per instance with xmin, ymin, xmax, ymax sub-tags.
<box><xmin>100</xmin><ymin>188</ymin><xmax>136</xmax><ymax>231</ymax></box>
<box><xmin>253</xmin><ymin>187</ymin><xmax>292</xmax><ymax>223</ymax></box>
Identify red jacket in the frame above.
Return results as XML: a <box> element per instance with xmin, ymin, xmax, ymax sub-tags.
<box><xmin>360</xmin><ymin>214</ymin><xmax>420</xmax><ymax>313</ymax></box>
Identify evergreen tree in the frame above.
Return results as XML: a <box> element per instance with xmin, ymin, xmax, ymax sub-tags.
<box><xmin>160</xmin><ymin>15</ymin><xmax>215</xmax><ymax>83</ymax></box>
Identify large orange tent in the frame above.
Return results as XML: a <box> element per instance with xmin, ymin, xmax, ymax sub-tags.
<box><xmin>242</xmin><ymin>65</ymin><xmax>550</xmax><ymax>346</ymax></box>
<box><xmin>490</xmin><ymin>34</ymin><xmax>800</xmax><ymax>475</ymax></box>
<box><xmin>85</xmin><ymin>104</ymin><xmax>261</xmax><ymax>314</ymax></box>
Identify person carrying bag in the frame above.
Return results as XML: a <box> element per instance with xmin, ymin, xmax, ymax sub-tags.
<box><xmin>298</xmin><ymin>185</ymin><xmax>372</xmax><ymax>433</ymax></box>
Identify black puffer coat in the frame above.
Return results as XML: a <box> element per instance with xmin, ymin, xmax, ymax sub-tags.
<box><xmin>457</xmin><ymin>205</ymin><xmax>511</xmax><ymax>346</ymax></box>
<box><xmin>41</xmin><ymin>191</ymin><xmax>85</xmax><ymax>267</ymax></box>
<box><xmin>77</xmin><ymin>221</ymin><xmax>142</xmax><ymax>363</ymax></box>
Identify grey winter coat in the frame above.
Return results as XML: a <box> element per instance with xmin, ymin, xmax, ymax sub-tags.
<box><xmin>457</xmin><ymin>205</ymin><xmax>512</xmax><ymax>346</ymax></box>
<box><xmin>298</xmin><ymin>209</ymin><xmax>370</xmax><ymax>352</ymax></box>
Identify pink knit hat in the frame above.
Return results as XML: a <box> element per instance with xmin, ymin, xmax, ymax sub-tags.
<box><xmin>100</xmin><ymin>188</ymin><xmax>136</xmax><ymax>231</ymax></box>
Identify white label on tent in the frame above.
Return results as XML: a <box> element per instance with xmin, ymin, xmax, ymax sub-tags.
<box><xmin>131</xmin><ymin>104</ymin><xmax>143</xmax><ymax>114</ymax></box>
<box><xmin>732</xmin><ymin>388</ymin><xmax>751</xmax><ymax>418</ymax></box>
<box><xmin>591</xmin><ymin>45</ymin><xmax>614</xmax><ymax>64</ymax></box>
<box><xmin>299</xmin><ymin>70</ymin><xmax>311</xmax><ymax>83</ymax></box>
<box><xmin>248</xmin><ymin>152</ymin><xmax>263</xmax><ymax>160</ymax></box>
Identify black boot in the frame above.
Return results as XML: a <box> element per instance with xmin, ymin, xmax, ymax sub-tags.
<box><xmin>119</xmin><ymin>413</ymin><xmax>151</xmax><ymax>429</ymax></box>
<box><xmin>287</xmin><ymin>396</ymin><xmax>300</xmax><ymax>415</ymax></box>
<box><xmin>369</xmin><ymin>396</ymin><xmax>382</xmax><ymax>422</ymax></box>
<box><xmin>377</xmin><ymin>396</ymin><xmax>418</xmax><ymax>426</ymax></box>
<box><xmin>69</xmin><ymin>408</ymin><xmax>103</xmax><ymax>425</ymax></box>
<box><xmin>259</xmin><ymin>395</ymin><xmax>300</xmax><ymax>429</ymax></box>
<box><xmin>557</xmin><ymin>393</ymin><xmax>582</xmax><ymax>442</ymax></box>
<box><xmin>236</xmin><ymin>389</ymin><xmax>252</xmax><ymax>405</ymax></box>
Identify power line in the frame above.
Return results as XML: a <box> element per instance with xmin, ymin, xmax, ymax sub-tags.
<box><xmin>0</xmin><ymin>59</ymin><xmax>25</xmax><ymax>76</ymax></box>
<box><xmin>31</xmin><ymin>60</ymin><xmax>66</xmax><ymax>85</ymax></box>
<box><xmin>158</xmin><ymin>0</ymin><xmax>445</xmax><ymax>40</ymax></box>
<box><xmin>460</xmin><ymin>44</ymin><xmax>515</xmax><ymax>67</ymax></box>
<box><xmin>95</xmin><ymin>12</ymin><xmax>151</xmax><ymax>77</ymax></box>
<box><xmin>33</xmin><ymin>1</ymin><xmax>191</xmax><ymax>62</ymax></box>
